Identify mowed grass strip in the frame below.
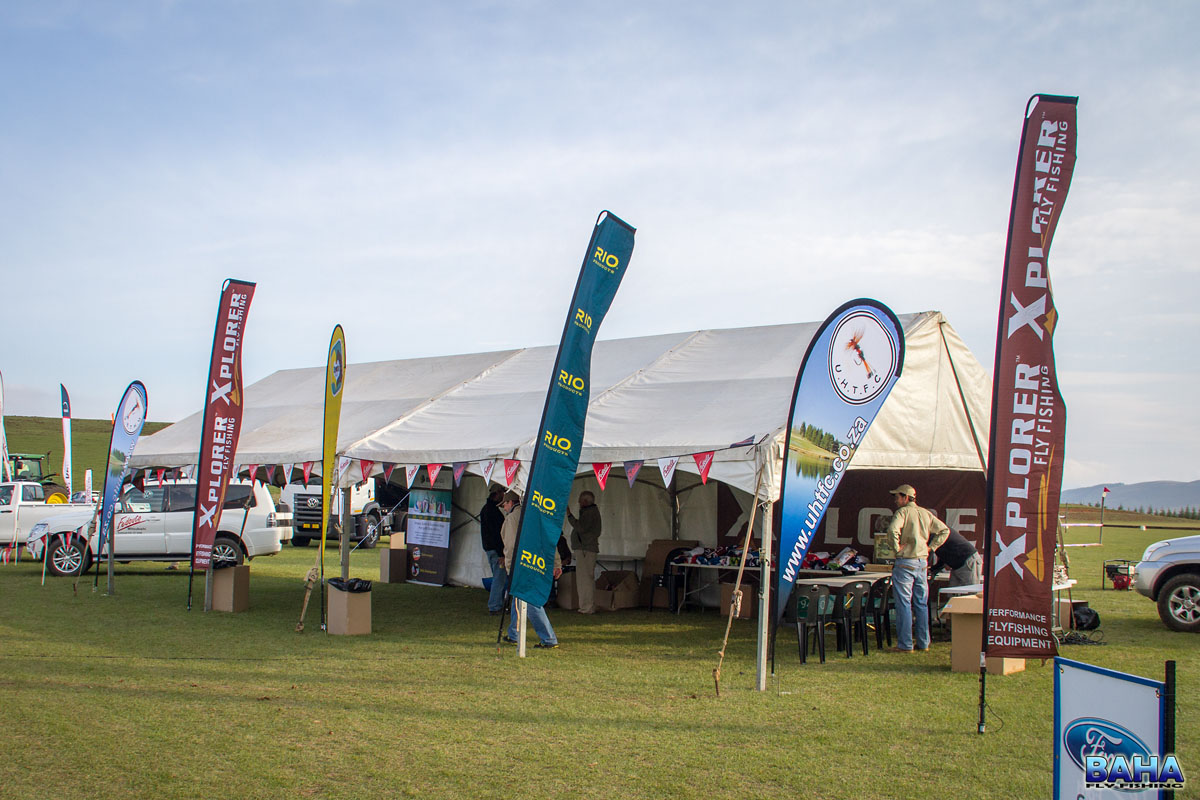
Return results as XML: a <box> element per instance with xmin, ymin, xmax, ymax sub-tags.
<box><xmin>0</xmin><ymin>526</ymin><xmax>1196</xmax><ymax>800</ymax></box>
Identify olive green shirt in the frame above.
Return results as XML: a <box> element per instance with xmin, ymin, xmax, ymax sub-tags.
<box><xmin>886</xmin><ymin>503</ymin><xmax>950</xmax><ymax>560</ymax></box>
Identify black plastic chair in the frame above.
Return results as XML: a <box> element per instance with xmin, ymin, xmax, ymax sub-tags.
<box><xmin>865</xmin><ymin>576</ymin><xmax>895</xmax><ymax>648</ymax></box>
<box><xmin>784</xmin><ymin>583</ymin><xmax>831</xmax><ymax>663</ymax></box>
<box><xmin>829</xmin><ymin>580</ymin><xmax>872</xmax><ymax>658</ymax></box>
<box><xmin>647</xmin><ymin>548</ymin><xmax>689</xmax><ymax>613</ymax></box>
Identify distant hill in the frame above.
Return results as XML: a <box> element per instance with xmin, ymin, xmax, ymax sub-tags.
<box><xmin>3</xmin><ymin>415</ymin><xmax>170</xmax><ymax>487</ymax></box>
<box><xmin>1063</xmin><ymin>480</ymin><xmax>1200</xmax><ymax>513</ymax></box>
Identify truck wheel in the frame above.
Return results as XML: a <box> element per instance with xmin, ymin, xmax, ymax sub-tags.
<box><xmin>291</xmin><ymin>537</ymin><xmax>311</xmax><ymax>547</ymax></box>
<box><xmin>1157</xmin><ymin>574</ymin><xmax>1200</xmax><ymax>632</ymax></box>
<box><xmin>212</xmin><ymin>536</ymin><xmax>245</xmax><ymax>566</ymax></box>
<box><xmin>47</xmin><ymin>537</ymin><xmax>91</xmax><ymax>577</ymax></box>
<box><xmin>360</xmin><ymin>513</ymin><xmax>381</xmax><ymax>549</ymax></box>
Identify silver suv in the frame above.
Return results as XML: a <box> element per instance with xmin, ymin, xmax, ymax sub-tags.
<box><xmin>1133</xmin><ymin>534</ymin><xmax>1200</xmax><ymax>632</ymax></box>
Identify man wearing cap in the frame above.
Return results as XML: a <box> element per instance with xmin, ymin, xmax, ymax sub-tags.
<box><xmin>885</xmin><ymin>484</ymin><xmax>950</xmax><ymax>652</ymax></box>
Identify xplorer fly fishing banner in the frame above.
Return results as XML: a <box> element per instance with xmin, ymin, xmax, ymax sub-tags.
<box><xmin>188</xmin><ymin>280</ymin><xmax>256</xmax><ymax>583</ymax></box>
<box><xmin>775</xmin><ymin>299</ymin><xmax>904</xmax><ymax>624</ymax></box>
<box><xmin>509</xmin><ymin>211</ymin><xmax>635</xmax><ymax>607</ymax></box>
<box><xmin>982</xmin><ymin>95</ymin><xmax>1076</xmax><ymax>660</ymax></box>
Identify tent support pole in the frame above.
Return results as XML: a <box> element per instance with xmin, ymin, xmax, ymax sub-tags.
<box><xmin>756</xmin><ymin>496</ymin><xmax>772</xmax><ymax>692</ymax></box>
<box><xmin>670</xmin><ymin>484</ymin><xmax>679</xmax><ymax>540</ymax></box>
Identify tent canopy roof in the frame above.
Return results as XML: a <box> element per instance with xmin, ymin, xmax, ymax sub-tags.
<box><xmin>131</xmin><ymin>311</ymin><xmax>991</xmax><ymax>497</ymax></box>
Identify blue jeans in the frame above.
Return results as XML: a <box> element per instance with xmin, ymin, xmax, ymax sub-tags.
<box><xmin>891</xmin><ymin>558</ymin><xmax>930</xmax><ymax>650</ymax></box>
<box><xmin>507</xmin><ymin>599</ymin><xmax>558</xmax><ymax>646</ymax></box>
<box><xmin>485</xmin><ymin>550</ymin><xmax>507</xmax><ymax>612</ymax></box>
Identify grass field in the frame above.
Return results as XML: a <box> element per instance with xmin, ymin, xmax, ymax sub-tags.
<box><xmin>0</xmin><ymin>523</ymin><xmax>1196</xmax><ymax>799</ymax></box>
<box><xmin>4</xmin><ymin>415</ymin><xmax>170</xmax><ymax>489</ymax></box>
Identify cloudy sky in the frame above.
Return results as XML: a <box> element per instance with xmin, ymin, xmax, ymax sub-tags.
<box><xmin>1</xmin><ymin>1</ymin><xmax>1196</xmax><ymax>489</ymax></box>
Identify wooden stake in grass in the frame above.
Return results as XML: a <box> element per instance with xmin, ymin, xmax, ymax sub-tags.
<box><xmin>713</xmin><ymin>466</ymin><xmax>765</xmax><ymax>697</ymax></box>
<box><xmin>296</xmin><ymin>549</ymin><xmax>322</xmax><ymax>633</ymax></box>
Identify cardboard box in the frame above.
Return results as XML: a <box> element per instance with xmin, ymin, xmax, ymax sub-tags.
<box><xmin>640</xmin><ymin>539</ymin><xmax>700</xmax><ymax>607</ymax></box>
<box><xmin>595</xmin><ymin>570</ymin><xmax>640</xmax><ymax>611</ymax></box>
<box><xmin>379</xmin><ymin>548</ymin><xmax>407</xmax><ymax>583</ymax></box>
<box><xmin>327</xmin><ymin>583</ymin><xmax>372</xmax><ymax>635</ymax></box>
<box><xmin>389</xmin><ymin>529</ymin><xmax>406</xmax><ymax>549</ymax></box>
<box><xmin>556</xmin><ymin>569</ymin><xmax>579</xmax><ymax>610</ymax></box>
<box><xmin>942</xmin><ymin>593</ymin><xmax>1024</xmax><ymax>675</ymax></box>
<box><xmin>720</xmin><ymin>581</ymin><xmax>756</xmax><ymax>619</ymax></box>
<box><xmin>211</xmin><ymin>564</ymin><xmax>250</xmax><ymax>612</ymax></box>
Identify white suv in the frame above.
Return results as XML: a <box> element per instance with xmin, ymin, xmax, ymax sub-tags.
<box><xmin>1133</xmin><ymin>534</ymin><xmax>1200</xmax><ymax>633</ymax></box>
<box><xmin>36</xmin><ymin>481</ymin><xmax>292</xmax><ymax>577</ymax></box>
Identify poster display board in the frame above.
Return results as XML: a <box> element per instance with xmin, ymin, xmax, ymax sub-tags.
<box><xmin>1054</xmin><ymin>657</ymin><xmax>1182</xmax><ymax>798</ymax></box>
<box><xmin>407</xmin><ymin>488</ymin><xmax>451</xmax><ymax>586</ymax></box>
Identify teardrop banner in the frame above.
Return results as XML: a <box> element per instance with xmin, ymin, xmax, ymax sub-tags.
<box><xmin>97</xmin><ymin>381</ymin><xmax>149</xmax><ymax>594</ymax></box>
<box><xmin>509</xmin><ymin>211</ymin><xmax>636</xmax><ymax>607</ymax></box>
<box><xmin>775</xmin><ymin>299</ymin><xmax>905</xmax><ymax>624</ymax></box>
<box><xmin>187</xmin><ymin>279</ymin><xmax>255</xmax><ymax>609</ymax></box>
<box><xmin>60</xmin><ymin>385</ymin><xmax>73</xmax><ymax>495</ymax></box>
<box><xmin>318</xmin><ymin>325</ymin><xmax>347</xmax><ymax>613</ymax></box>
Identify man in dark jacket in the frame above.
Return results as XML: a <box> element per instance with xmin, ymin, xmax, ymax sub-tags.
<box><xmin>480</xmin><ymin>486</ymin><xmax>507</xmax><ymax>613</ymax></box>
<box><xmin>929</xmin><ymin>529</ymin><xmax>983</xmax><ymax>587</ymax></box>
<box><xmin>566</xmin><ymin>491</ymin><xmax>601</xmax><ymax>614</ymax></box>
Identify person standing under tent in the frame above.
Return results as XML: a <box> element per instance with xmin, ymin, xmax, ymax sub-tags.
<box><xmin>928</xmin><ymin>529</ymin><xmax>983</xmax><ymax>588</ymax></box>
<box><xmin>480</xmin><ymin>485</ymin><xmax>507</xmax><ymax>614</ymax></box>
<box><xmin>566</xmin><ymin>490</ymin><xmax>602</xmax><ymax>614</ymax></box>
<box><xmin>501</xmin><ymin>491</ymin><xmax>560</xmax><ymax>649</ymax></box>
<box><xmin>885</xmin><ymin>484</ymin><xmax>950</xmax><ymax>653</ymax></box>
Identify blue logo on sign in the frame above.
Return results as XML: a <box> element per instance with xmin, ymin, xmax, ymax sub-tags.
<box><xmin>1064</xmin><ymin>718</ymin><xmax>1151</xmax><ymax>773</ymax></box>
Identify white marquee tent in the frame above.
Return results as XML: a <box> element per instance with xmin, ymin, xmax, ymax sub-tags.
<box><xmin>131</xmin><ymin>310</ymin><xmax>991</xmax><ymax>586</ymax></box>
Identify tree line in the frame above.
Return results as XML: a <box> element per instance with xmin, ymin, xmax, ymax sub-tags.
<box><xmin>1082</xmin><ymin>501</ymin><xmax>1200</xmax><ymax>519</ymax></box>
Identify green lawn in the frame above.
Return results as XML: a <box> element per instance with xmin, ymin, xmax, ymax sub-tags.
<box><xmin>0</xmin><ymin>528</ymin><xmax>1196</xmax><ymax>800</ymax></box>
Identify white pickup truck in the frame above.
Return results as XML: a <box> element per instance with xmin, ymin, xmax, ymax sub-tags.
<box><xmin>23</xmin><ymin>480</ymin><xmax>292</xmax><ymax>577</ymax></box>
<box><xmin>0</xmin><ymin>482</ymin><xmax>93</xmax><ymax>547</ymax></box>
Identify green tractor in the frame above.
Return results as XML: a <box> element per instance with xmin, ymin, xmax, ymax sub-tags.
<box><xmin>7</xmin><ymin>452</ymin><xmax>71</xmax><ymax>503</ymax></box>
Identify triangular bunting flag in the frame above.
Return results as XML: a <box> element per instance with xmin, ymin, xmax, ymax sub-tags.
<box><xmin>729</xmin><ymin>435</ymin><xmax>755</xmax><ymax>448</ymax></box>
<box><xmin>624</xmin><ymin>460</ymin><xmax>643</xmax><ymax>488</ymax></box>
<box><xmin>383</xmin><ymin>463</ymin><xmax>396</xmax><ymax>483</ymax></box>
<box><xmin>480</xmin><ymin>460</ymin><xmax>495</xmax><ymax>486</ymax></box>
<box><xmin>302</xmin><ymin>461</ymin><xmax>314</xmax><ymax>487</ymax></box>
<box><xmin>132</xmin><ymin>471</ymin><xmax>145</xmax><ymax>492</ymax></box>
<box><xmin>593</xmin><ymin>462</ymin><xmax>611</xmax><ymax>491</ymax></box>
<box><xmin>405</xmin><ymin>464</ymin><xmax>420</xmax><ymax>488</ymax></box>
<box><xmin>658</xmin><ymin>456</ymin><xmax>678</xmax><ymax>488</ymax></box>
<box><xmin>693</xmin><ymin>451</ymin><xmax>715</xmax><ymax>485</ymax></box>
<box><xmin>155</xmin><ymin>468</ymin><xmax>165</xmax><ymax>487</ymax></box>
<box><xmin>452</xmin><ymin>462</ymin><xmax>467</xmax><ymax>487</ymax></box>
<box><xmin>427</xmin><ymin>464</ymin><xmax>443</xmax><ymax>486</ymax></box>
<box><xmin>246</xmin><ymin>464</ymin><xmax>258</xmax><ymax>484</ymax></box>
<box><xmin>283</xmin><ymin>463</ymin><xmax>295</xmax><ymax>484</ymax></box>
<box><xmin>503</xmin><ymin>459</ymin><xmax>520</xmax><ymax>487</ymax></box>
<box><xmin>336</xmin><ymin>456</ymin><xmax>352</xmax><ymax>479</ymax></box>
<box><xmin>360</xmin><ymin>460</ymin><xmax>374</xmax><ymax>483</ymax></box>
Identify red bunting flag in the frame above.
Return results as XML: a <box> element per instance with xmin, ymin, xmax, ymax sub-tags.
<box><xmin>383</xmin><ymin>463</ymin><xmax>396</xmax><ymax>483</ymax></box>
<box><xmin>155</xmin><ymin>468</ymin><xmax>165</xmax><ymax>487</ymax></box>
<box><xmin>360</xmin><ymin>460</ymin><xmax>374</xmax><ymax>483</ymax></box>
<box><xmin>427</xmin><ymin>464</ymin><xmax>443</xmax><ymax>486</ymax></box>
<box><xmin>593</xmin><ymin>462</ymin><xmax>611</xmax><ymax>490</ymax></box>
<box><xmin>503</xmin><ymin>459</ymin><xmax>520</xmax><ymax>487</ymax></box>
<box><xmin>302</xmin><ymin>461</ymin><xmax>314</xmax><ymax>487</ymax></box>
<box><xmin>246</xmin><ymin>464</ymin><xmax>258</xmax><ymax>485</ymax></box>
<box><xmin>624</xmin><ymin>460</ymin><xmax>642</xmax><ymax>487</ymax></box>
<box><xmin>693</xmin><ymin>451</ymin><xmax>714</xmax><ymax>485</ymax></box>
<box><xmin>452</xmin><ymin>462</ymin><xmax>467</xmax><ymax>487</ymax></box>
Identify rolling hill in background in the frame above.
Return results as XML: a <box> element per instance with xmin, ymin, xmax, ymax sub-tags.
<box><xmin>3</xmin><ymin>415</ymin><xmax>170</xmax><ymax>487</ymax></box>
<box><xmin>1062</xmin><ymin>480</ymin><xmax>1200</xmax><ymax>513</ymax></box>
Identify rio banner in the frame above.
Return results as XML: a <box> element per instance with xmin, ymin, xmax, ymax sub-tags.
<box><xmin>188</xmin><ymin>280</ymin><xmax>256</xmax><ymax>577</ymax></box>
<box><xmin>509</xmin><ymin>211</ymin><xmax>636</xmax><ymax>607</ymax></box>
<box><xmin>97</xmin><ymin>382</ymin><xmax>149</xmax><ymax>558</ymax></box>
<box><xmin>982</xmin><ymin>95</ymin><xmax>1077</xmax><ymax>661</ymax></box>
<box><xmin>775</xmin><ymin>299</ymin><xmax>905</xmax><ymax>623</ymax></box>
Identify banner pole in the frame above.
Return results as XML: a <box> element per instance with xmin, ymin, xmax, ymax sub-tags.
<box><xmin>1164</xmin><ymin>659</ymin><xmax>1176</xmax><ymax>800</ymax></box>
